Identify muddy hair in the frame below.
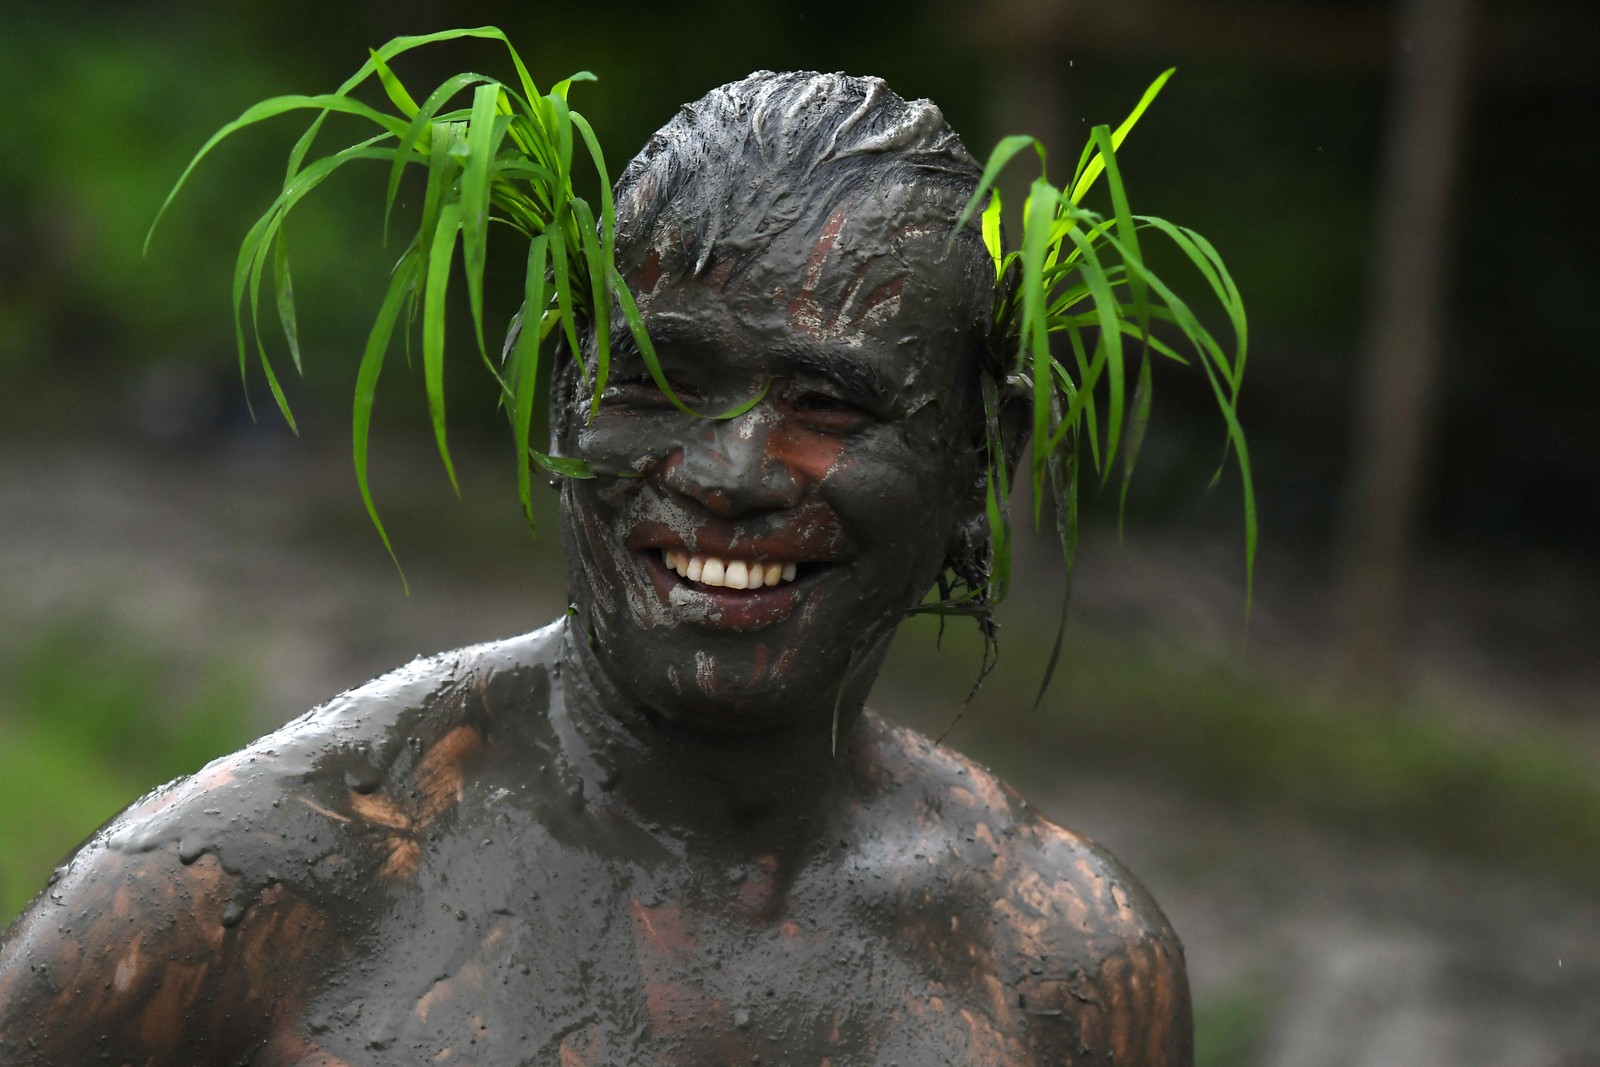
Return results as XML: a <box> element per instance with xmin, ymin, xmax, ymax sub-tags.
<box><xmin>612</xmin><ymin>71</ymin><xmax>985</xmax><ymax>281</ymax></box>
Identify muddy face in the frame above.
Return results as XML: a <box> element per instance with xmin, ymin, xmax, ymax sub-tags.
<box><xmin>557</xmin><ymin>191</ymin><xmax>989</xmax><ymax>733</ymax></box>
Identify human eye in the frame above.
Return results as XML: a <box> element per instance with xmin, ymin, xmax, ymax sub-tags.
<box><xmin>783</xmin><ymin>390</ymin><xmax>874</xmax><ymax>434</ymax></box>
<box><xmin>599</xmin><ymin>371</ymin><xmax>694</xmax><ymax>410</ymax></box>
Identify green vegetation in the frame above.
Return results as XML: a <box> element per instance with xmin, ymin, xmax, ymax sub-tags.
<box><xmin>153</xmin><ymin>31</ymin><xmax>1252</xmax><ymax>673</ymax></box>
<box><xmin>943</xmin><ymin>71</ymin><xmax>1253</xmax><ymax>686</ymax></box>
<box><xmin>0</xmin><ymin>623</ymin><xmax>256</xmax><ymax>927</ymax></box>
<box><xmin>889</xmin><ymin>614</ymin><xmax>1600</xmax><ymax>892</ymax></box>
<box><xmin>1194</xmin><ymin>976</ymin><xmax>1272</xmax><ymax>1067</ymax></box>
<box><xmin>148</xmin><ymin>27</ymin><xmax>649</xmax><ymax>575</ymax></box>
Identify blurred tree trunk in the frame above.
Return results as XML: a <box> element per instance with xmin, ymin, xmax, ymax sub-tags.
<box><xmin>1338</xmin><ymin>0</ymin><xmax>1474</xmax><ymax>692</ymax></box>
<box><xmin>983</xmin><ymin>0</ymin><xmax>1073</xmax><ymax>230</ymax></box>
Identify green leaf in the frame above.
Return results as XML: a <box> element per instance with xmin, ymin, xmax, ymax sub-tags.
<box><xmin>1118</xmin><ymin>352</ymin><xmax>1153</xmax><ymax>533</ymax></box>
<box><xmin>528</xmin><ymin>449</ymin><xmax>596</xmax><ymax>479</ymax></box>
<box><xmin>273</xmin><ymin>230</ymin><xmax>301</xmax><ymax>375</ymax></box>
<box><xmin>352</xmin><ymin>250</ymin><xmax>420</xmax><ymax>592</ymax></box>
<box><xmin>1136</xmin><ymin>216</ymin><xmax>1248</xmax><ymax>386</ymax></box>
<box><xmin>1035</xmin><ymin>391</ymin><xmax>1079</xmax><ymax>707</ymax></box>
<box><xmin>549</xmin><ymin>233</ymin><xmax>583</xmax><ymax>382</ymax></box>
<box><xmin>956</xmin><ymin>134</ymin><xmax>1045</xmax><ymax>233</ymax></box>
<box><xmin>384</xmin><ymin>72</ymin><xmax>495</xmax><ymax>247</ymax></box>
<box><xmin>369</xmin><ymin>48</ymin><xmax>419</xmax><ymax>118</ymax></box>
<box><xmin>230</xmin><ymin>138</ymin><xmax>395</xmax><ymax>420</ymax></box>
<box><xmin>1068</xmin><ymin>68</ymin><xmax>1174</xmax><ymax>205</ymax></box>
<box><xmin>570</xmin><ymin>196</ymin><xmax>610</xmax><ymax>419</ymax></box>
<box><xmin>511</xmin><ymin>235</ymin><xmax>550</xmax><ymax>526</ymax></box>
<box><xmin>1018</xmin><ymin>177</ymin><xmax>1061</xmax><ymax>522</ymax></box>
<box><xmin>423</xmin><ymin>201</ymin><xmax>463</xmax><ymax>494</ymax></box>
<box><xmin>981</xmin><ymin>373</ymin><xmax>1012</xmax><ymax>604</ymax></box>
<box><xmin>147</xmin><ymin>93</ymin><xmax>408</xmax><ymax>253</ymax></box>
<box><xmin>1092</xmin><ymin>122</ymin><xmax>1147</xmax><ymax>489</ymax></box>
<box><xmin>461</xmin><ymin>83</ymin><xmax>510</xmax><ymax>360</ymax></box>
<box><xmin>1063</xmin><ymin>224</ymin><xmax>1125</xmax><ymax>478</ymax></box>
<box><xmin>571</xmin><ymin>110</ymin><xmax>617</xmax><ymax>412</ymax></box>
<box><xmin>980</xmin><ymin>187</ymin><xmax>1005</xmax><ymax>278</ymax></box>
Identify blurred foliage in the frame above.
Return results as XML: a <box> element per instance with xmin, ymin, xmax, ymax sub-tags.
<box><xmin>889</xmin><ymin>613</ymin><xmax>1600</xmax><ymax>892</ymax></box>
<box><xmin>1195</xmin><ymin>976</ymin><xmax>1272</xmax><ymax>1067</ymax></box>
<box><xmin>0</xmin><ymin>622</ymin><xmax>256</xmax><ymax>927</ymax></box>
<box><xmin>5</xmin><ymin>0</ymin><xmax>1595</xmax><ymax>556</ymax></box>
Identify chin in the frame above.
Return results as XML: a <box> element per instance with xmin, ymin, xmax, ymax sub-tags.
<box><xmin>571</xmin><ymin>565</ymin><xmax>900</xmax><ymax>737</ymax></box>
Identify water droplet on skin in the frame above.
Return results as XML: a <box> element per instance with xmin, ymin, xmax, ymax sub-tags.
<box><xmin>46</xmin><ymin>866</ymin><xmax>67</xmax><ymax>886</ymax></box>
<box><xmin>220</xmin><ymin>901</ymin><xmax>245</xmax><ymax>927</ymax></box>
<box><xmin>177</xmin><ymin>837</ymin><xmax>207</xmax><ymax>865</ymax></box>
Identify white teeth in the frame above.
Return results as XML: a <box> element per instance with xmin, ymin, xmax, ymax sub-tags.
<box><xmin>659</xmin><ymin>550</ymin><xmax>803</xmax><ymax>590</ymax></box>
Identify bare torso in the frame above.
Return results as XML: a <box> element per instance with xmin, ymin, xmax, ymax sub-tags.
<box><xmin>0</xmin><ymin>622</ymin><xmax>1190</xmax><ymax>1065</ymax></box>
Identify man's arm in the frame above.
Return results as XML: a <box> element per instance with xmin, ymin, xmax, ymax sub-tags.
<box><xmin>0</xmin><ymin>769</ymin><xmax>341</xmax><ymax>1065</ymax></box>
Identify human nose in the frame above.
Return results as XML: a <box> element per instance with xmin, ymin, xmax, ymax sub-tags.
<box><xmin>659</xmin><ymin>410</ymin><xmax>803</xmax><ymax>516</ymax></box>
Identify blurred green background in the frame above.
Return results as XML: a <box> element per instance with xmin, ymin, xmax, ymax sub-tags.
<box><xmin>2</xmin><ymin>0</ymin><xmax>1597</xmax><ymax>1062</ymax></box>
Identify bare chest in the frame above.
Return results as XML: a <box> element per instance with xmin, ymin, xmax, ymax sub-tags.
<box><xmin>281</xmin><ymin>845</ymin><xmax>1028</xmax><ymax>1066</ymax></box>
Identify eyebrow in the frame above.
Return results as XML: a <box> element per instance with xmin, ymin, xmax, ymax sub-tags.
<box><xmin>775</xmin><ymin>345</ymin><xmax>897</xmax><ymax>406</ymax></box>
<box><xmin>625</xmin><ymin>310</ymin><xmax>901</xmax><ymax>405</ymax></box>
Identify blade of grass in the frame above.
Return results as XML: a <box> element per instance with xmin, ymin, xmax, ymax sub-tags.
<box><xmin>147</xmin><ymin>94</ymin><xmax>408</xmax><ymax>252</ymax></box>
<box><xmin>385</xmin><ymin>72</ymin><xmax>495</xmax><ymax>245</ymax></box>
<box><xmin>1035</xmin><ymin>391</ymin><xmax>1079</xmax><ymax>706</ymax></box>
<box><xmin>1063</xmin><ymin>226</ymin><xmax>1126</xmax><ymax>474</ymax></box>
<box><xmin>353</xmin><ymin>250</ymin><xmax>419</xmax><ymax>591</ymax></box>
<box><xmin>955</xmin><ymin>134</ymin><xmax>1044</xmax><ymax>233</ymax></box>
<box><xmin>461</xmin><ymin>84</ymin><xmax>509</xmax><ymax>359</ymax></box>
<box><xmin>511</xmin><ymin>234</ymin><xmax>549</xmax><ymax>526</ymax></box>
<box><xmin>1068</xmin><ymin>68</ymin><xmax>1174</xmax><ymax>205</ymax></box>
<box><xmin>423</xmin><ymin>201</ymin><xmax>463</xmax><ymax>493</ymax></box>
<box><xmin>1019</xmin><ymin>177</ymin><xmax>1061</xmax><ymax>522</ymax></box>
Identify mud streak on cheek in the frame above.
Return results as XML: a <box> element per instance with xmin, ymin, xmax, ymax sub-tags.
<box><xmin>767</xmin><ymin>421</ymin><xmax>848</xmax><ymax>487</ymax></box>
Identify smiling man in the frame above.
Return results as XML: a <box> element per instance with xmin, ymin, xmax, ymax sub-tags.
<box><xmin>0</xmin><ymin>72</ymin><xmax>1191</xmax><ymax>1065</ymax></box>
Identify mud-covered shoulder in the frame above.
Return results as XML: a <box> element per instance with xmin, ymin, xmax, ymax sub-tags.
<box><xmin>994</xmin><ymin>809</ymin><xmax>1193</xmax><ymax>1064</ymax></box>
<box><xmin>861</xmin><ymin>712</ymin><xmax>1193</xmax><ymax>1065</ymax></box>
<box><xmin>0</xmin><ymin>622</ymin><xmax>564</xmax><ymax>1066</ymax></box>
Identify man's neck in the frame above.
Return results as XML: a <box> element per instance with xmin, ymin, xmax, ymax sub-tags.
<box><xmin>552</xmin><ymin>619</ymin><xmax>883</xmax><ymax>860</ymax></box>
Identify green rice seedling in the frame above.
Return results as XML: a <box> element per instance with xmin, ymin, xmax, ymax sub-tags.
<box><xmin>151</xmin><ymin>32</ymin><xmax>1250</xmax><ymax>698</ymax></box>
<box><xmin>920</xmin><ymin>69</ymin><xmax>1254</xmax><ymax>700</ymax></box>
<box><xmin>147</xmin><ymin>27</ymin><xmax>697</xmax><ymax>586</ymax></box>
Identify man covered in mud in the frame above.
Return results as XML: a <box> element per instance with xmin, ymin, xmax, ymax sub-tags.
<box><xmin>0</xmin><ymin>72</ymin><xmax>1191</xmax><ymax>1064</ymax></box>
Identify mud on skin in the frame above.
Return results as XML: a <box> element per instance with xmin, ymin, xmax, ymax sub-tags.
<box><xmin>0</xmin><ymin>72</ymin><xmax>1193</xmax><ymax>1064</ymax></box>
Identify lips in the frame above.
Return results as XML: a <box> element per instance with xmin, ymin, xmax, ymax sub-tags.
<box><xmin>636</xmin><ymin>543</ymin><xmax>826</xmax><ymax>632</ymax></box>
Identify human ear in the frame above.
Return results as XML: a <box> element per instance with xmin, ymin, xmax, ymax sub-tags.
<box><xmin>939</xmin><ymin>370</ymin><xmax>1031</xmax><ymax>594</ymax></box>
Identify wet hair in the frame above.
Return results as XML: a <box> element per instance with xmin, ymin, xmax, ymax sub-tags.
<box><xmin>595</xmin><ymin>72</ymin><xmax>1011</xmax><ymax>419</ymax></box>
<box><xmin>612</xmin><ymin>70</ymin><xmax>990</xmax><ymax>287</ymax></box>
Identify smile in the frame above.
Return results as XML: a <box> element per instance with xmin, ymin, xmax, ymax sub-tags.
<box><xmin>660</xmin><ymin>549</ymin><xmax>799</xmax><ymax>590</ymax></box>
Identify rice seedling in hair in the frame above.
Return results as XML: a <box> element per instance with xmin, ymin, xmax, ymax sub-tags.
<box><xmin>146</xmin><ymin>27</ymin><xmax>665</xmax><ymax>588</ymax></box>
<box><xmin>149</xmin><ymin>34</ymin><xmax>1251</xmax><ymax>685</ymax></box>
<box><xmin>937</xmin><ymin>68</ymin><xmax>1254</xmax><ymax>703</ymax></box>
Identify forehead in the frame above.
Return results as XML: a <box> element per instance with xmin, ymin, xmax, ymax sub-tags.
<box><xmin>626</xmin><ymin>200</ymin><xmax>987</xmax><ymax>397</ymax></box>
